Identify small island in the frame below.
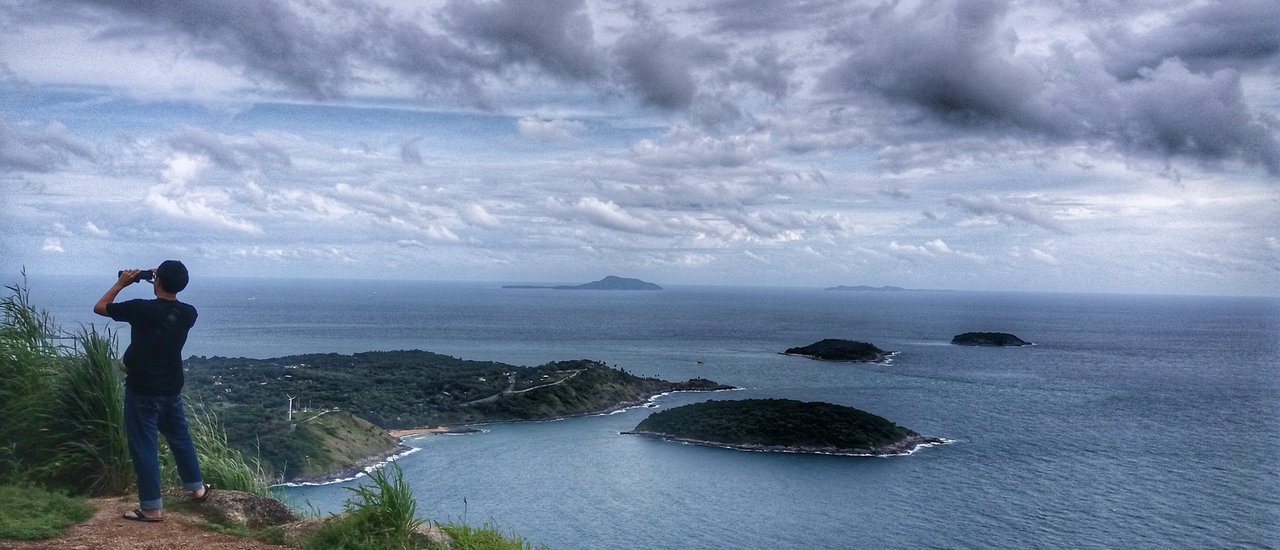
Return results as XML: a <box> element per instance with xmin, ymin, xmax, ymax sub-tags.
<box><xmin>951</xmin><ymin>332</ymin><xmax>1031</xmax><ymax>347</ymax></box>
<box><xmin>783</xmin><ymin>339</ymin><xmax>893</xmax><ymax>362</ymax></box>
<box><xmin>503</xmin><ymin>275</ymin><xmax>662</xmax><ymax>290</ymax></box>
<box><xmin>625</xmin><ymin>398</ymin><xmax>943</xmax><ymax>456</ymax></box>
<box><xmin>825</xmin><ymin>285</ymin><xmax>908</xmax><ymax>292</ymax></box>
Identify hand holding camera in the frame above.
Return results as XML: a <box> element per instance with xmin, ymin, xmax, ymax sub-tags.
<box><xmin>117</xmin><ymin>269</ymin><xmax>155</xmax><ymax>284</ymax></box>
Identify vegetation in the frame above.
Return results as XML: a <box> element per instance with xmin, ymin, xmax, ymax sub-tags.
<box><xmin>1</xmin><ymin>276</ymin><xmax>269</xmax><ymax>518</ymax></box>
<box><xmin>0</xmin><ymin>484</ymin><xmax>94</xmax><ymax>540</ymax></box>
<box><xmin>304</xmin><ymin>466</ymin><xmax>542</xmax><ymax>550</ymax></box>
<box><xmin>185</xmin><ymin>351</ymin><xmax>730</xmax><ymax>479</ymax></box>
<box><xmin>630</xmin><ymin>398</ymin><xmax>935</xmax><ymax>455</ymax></box>
<box><xmin>783</xmin><ymin>339</ymin><xmax>892</xmax><ymax>362</ymax></box>
<box><xmin>951</xmin><ymin>332</ymin><xmax>1031</xmax><ymax>346</ymax></box>
<box><xmin>305</xmin><ymin>466</ymin><xmax>423</xmax><ymax>549</ymax></box>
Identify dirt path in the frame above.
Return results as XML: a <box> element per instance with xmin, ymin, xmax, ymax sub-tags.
<box><xmin>3</xmin><ymin>494</ymin><xmax>283</xmax><ymax>550</ymax></box>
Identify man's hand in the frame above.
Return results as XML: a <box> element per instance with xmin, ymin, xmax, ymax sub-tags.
<box><xmin>95</xmin><ymin>270</ymin><xmax>141</xmax><ymax>316</ymax></box>
<box><xmin>117</xmin><ymin>269</ymin><xmax>141</xmax><ymax>286</ymax></box>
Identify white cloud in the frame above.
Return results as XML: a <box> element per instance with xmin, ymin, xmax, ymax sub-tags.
<box><xmin>517</xmin><ymin>116</ymin><xmax>585</xmax><ymax>142</ymax></box>
<box><xmin>41</xmin><ymin>237</ymin><xmax>64</xmax><ymax>253</ymax></box>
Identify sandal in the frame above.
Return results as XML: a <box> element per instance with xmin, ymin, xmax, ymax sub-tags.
<box><xmin>123</xmin><ymin>508</ymin><xmax>163</xmax><ymax>522</ymax></box>
<box><xmin>192</xmin><ymin>483</ymin><xmax>213</xmax><ymax>502</ymax></box>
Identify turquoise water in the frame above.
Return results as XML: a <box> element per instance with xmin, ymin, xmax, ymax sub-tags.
<box><xmin>25</xmin><ymin>277</ymin><xmax>1280</xmax><ymax>549</ymax></box>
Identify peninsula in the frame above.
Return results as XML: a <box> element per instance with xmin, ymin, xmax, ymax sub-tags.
<box><xmin>951</xmin><ymin>332</ymin><xmax>1031</xmax><ymax>347</ymax></box>
<box><xmin>783</xmin><ymin>339</ymin><xmax>893</xmax><ymax>362</ymax></box>
<box><xmin>626</xmin><ymin>398</ymin><xmax>943</xmax><ymax>456</ymax></box>
<box><xmin>503</xmin><ymin>275</ymin><xmax>662</xmax><ymax>290</ymax></box>
<box><xmin>185</xmin><ymin>351</ymin><xmax>731</xmax><ymax>481</ymax></box>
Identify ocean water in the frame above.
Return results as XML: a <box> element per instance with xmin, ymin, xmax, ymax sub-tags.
<box><xmin>21</xmin><ymin>276</ymin><xmax>1280</xmax><ymax>549</ymax></box>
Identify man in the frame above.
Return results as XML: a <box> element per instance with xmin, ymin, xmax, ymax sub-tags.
<box><xmin>94</xmin><ymin>260</ymin><xmax>210</xmax><ymax>522</ymax></box>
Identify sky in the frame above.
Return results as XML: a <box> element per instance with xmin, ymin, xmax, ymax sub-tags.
<box><xmin>1</xmin><ymin>0</ymin><xmax>1277</xmax><ymax>295</ymax></box>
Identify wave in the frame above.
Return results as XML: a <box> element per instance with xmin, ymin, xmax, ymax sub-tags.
<box><xmin>271</xmin><ymin>446</ymin><xmax>423</xmax><ymax>487</ymax></box>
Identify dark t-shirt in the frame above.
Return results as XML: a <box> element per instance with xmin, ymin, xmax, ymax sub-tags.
<box><xmin>106</xmin><ymin>298</ymin><xmax>198</xmax><ymax>396</ymax></box>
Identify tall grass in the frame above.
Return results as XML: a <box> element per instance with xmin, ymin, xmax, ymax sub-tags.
<box><xmin>0</xmin><ymin>276</ymin><xmax>270</xmax><ymax>499</ymax></box>
<box><xmin>40</xmin><ymin>326</ymin><xmax>131</xmax><ymax>495</ymax></box>
<box><xmin>0</xmin><ymin>278</ymin><xmax>65</xmax><ymax>484</ymax></box>
<box><xmin>161</xmin><ymin>399</ymin><xmax>273</xmax><ymax>497</ymax></box>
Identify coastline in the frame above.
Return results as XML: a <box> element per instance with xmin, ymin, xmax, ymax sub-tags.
<box><xmin>621</xmin><ymin>431</ymin><xmax>948</xmax><ymax>457</ymax></box>
<box><xmin>780</xmin><ymin>350</ymin><xmax>898</xmax><ymax>363</ymax></box>
<box><xmin>274</xmin><ymin>444</ymin><xmax>422</xmax><ymax>487</ymax></box>
<box><xmin>282</xmin><ymin>386</ymin><xmax>740</xmax><ymax>486</ymax></box>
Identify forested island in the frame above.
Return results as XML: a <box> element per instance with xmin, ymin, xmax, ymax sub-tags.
<box><xmin>184</xmin><ymin>351</ymin><xmax>731</xmax><ymax>480</ymax></box>
<box><xmin>951</xmin><ymin>332</ymin><xmax>1031</xmax><ymax>346</ymax></box>
<box><xmin>626</xmin><ymin>399</ymin><xmax>943</xmax><ymax>456</ymax></box>
<box><xmin>783</xmin><ymin>339</ymin><xmax>893</xmax><ymax>362</ymax></box>
<box><xmin>503</xmin><ymin>275</ymin><xmax>662</xmax><ymax>290</ymax></box>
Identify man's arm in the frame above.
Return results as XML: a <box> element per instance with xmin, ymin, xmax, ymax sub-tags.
<box><xmin>94</xmin><ymin>270</ymin><xmax>140</xmax><ymax>317</ymax></box>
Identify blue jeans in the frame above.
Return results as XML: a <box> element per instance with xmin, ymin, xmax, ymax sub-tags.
<box><xmin>123</xmin><ymin>390</ymin><xmax>204</xmax><ymax>510</ymax></box>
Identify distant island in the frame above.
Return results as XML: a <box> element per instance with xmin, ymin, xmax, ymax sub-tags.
<box><xmin>185</xmin><ymin>351</ymin><xmax>731</xmax><ymax>481</ymax></box>
<box><xmin>503</xmin><ymin>275</ymin><xmax>662</xmax><ymax>290</ymax></box>
<box><xmin>825</xmin><ymin>285</ymin><xmax>908</xmax><ymax>292</ymax></box>
<box><xmin>951</xmin><ymin>332</ymin><xmax>1032</xmax><ymax>347</ymax></box>
<box><xmin>783</xmin><ymin>339</ymin><xmax>893</xmax><ymax>362</ymax></box>
<box><xmin>625</xmin><ymin>398</ymin><xmax>943</xmax><ymax>456</ymax></box>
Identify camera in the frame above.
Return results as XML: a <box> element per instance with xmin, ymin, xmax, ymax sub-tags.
<box><xmin>118</xmin><ymin>270</ymin><xmax>155</xmax><ymax>284</ymax></box>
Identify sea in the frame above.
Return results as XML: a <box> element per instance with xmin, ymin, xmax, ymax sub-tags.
<box><xmin>20</xmin><ymin>276</ymin><xmax>1280</xmax><ymax>550</ymax></box>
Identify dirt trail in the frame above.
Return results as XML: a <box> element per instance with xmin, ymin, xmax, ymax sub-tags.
<box><xmin>3</xmin><ymin>494</ymin><xmax>283</xmax><ymax>550</ymax></box>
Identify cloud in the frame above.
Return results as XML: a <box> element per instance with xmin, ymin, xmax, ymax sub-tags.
<box><xmin>442</xmin><ymin>0</ymin><xmax>600</xmax><ymax>80</ymax></box>
<box><xmin>517</xmin><ymin>116</ymin><xmax>584</xmax><ymax>142</ymax></box>
<box><xmin>41</xmin><ymin>237</ymin><xmax>63</xmax><ymax>253</ymax></box>
<box><xmin>945</xmin><ymin>195</ymin><xmax>1067</xmax><ymax>233</ymax></box>
<box><xmin>70</xmin><ymin>0</ymin><xmax>354</xmax><ymax>99</ymax></box>
<box><xmin>461</xmin><ymin>203</ymin><xmax>501</xmax><ymax>229</ymax></box>
<box><xmin>819</xmin><ymin>0</ymin><xmax>1280</xmax><ymax>174</ymax></box>
<box><xmin>0</xmin><ymin>118</ymin><xmax>95</xmax><ymax>172</ymax></box>
<box><xmin>145</xmin><ymin>153</ymin><xmax>262</xmax><ymax>233</ymax></box>
<box><xmin>614</xmin><ymin>27</ymin><xmax>717</xmax><ymax>110</ymax></box>
<box><xmin>84</xmin><ymin>221</ymin><xmax>110</xmax><ymax>237</ymax></box>
<box><xmin>1096</xmin><ymin>0</ymin><xmax>1280</xmax><ymax>79</ymax></box>
<box><xmin>400</xmin><ymin>137</ymin><xmax>423</xmax><ymax>164</ymax></box>
<box><xmin>168</xmin><ymin>125</ymin><xmax>291</xmax><ymax>171</ymax></box>
<box><xmin>560</xmin><ymin>196</ymin><xmax>656</xmax><ymax>234</ymax></box>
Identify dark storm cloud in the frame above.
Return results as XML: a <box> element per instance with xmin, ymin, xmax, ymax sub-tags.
<box><xmin>614</xmin><ymin>24</ymin><xmax>727</xmax><ymax>110</ymax></box>
<box><xmin>614</xmin><ymin>28</ymin><xmax>699</xmax><ymax>109</ymax></box>
<box><xmin>820</xmin><ymin>0</ymin><xmax>1280</xmax><ymax>175</ymax></box>
<box><xmin>441</xmin><ymin>0</ymin><xmax>601</xmax><ymax>80</ymax></box>
<box><xmin>822</xmin><ymin>0</ymin><xmax>1049</xmax><ymax>128</ymax></box>
<box><xmin>1096</xmin><ymin>0</ymin><xmax>1280</xmax><ymax>79</ymax></box>
<box><xmin>66</xmin><ymin>0</ymin><xmax>352</xmax><ymax>99</ymax></box>
<box><xmin>698</xmin><ymin>0</ymin><xmax>850</xmax><ymax>33</ymax></box>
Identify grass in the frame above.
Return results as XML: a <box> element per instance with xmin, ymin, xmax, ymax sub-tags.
<box><xmin>304</xmin><ymin>465</ymin><xmax>424</xmax><ymax>549</ymax></box>
<box><xmin>440</xmin><ymin>523</ymin><xmax>551</xmax><ymax>550</ymax></box>
<box><xmin>162</xmin><ymin>399</ymin><xmax>274</xmax><ymax>497</ymax></box>
<box><xmin>0</xmin><ymin>484</ymin><xmax>95</xmax><ymax>541</ymax></box>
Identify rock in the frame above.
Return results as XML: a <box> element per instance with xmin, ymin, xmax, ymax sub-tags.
<box><xmin>195</xmin><ymin>488</ymin><xmax>299</xmax><ymax>528</ymax></box>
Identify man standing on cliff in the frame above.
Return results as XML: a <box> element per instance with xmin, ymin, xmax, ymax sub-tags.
<box><xmin>94</xmin><ymin>260</ymin><xmax>210</xmax><ymax>522</ymax></box>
